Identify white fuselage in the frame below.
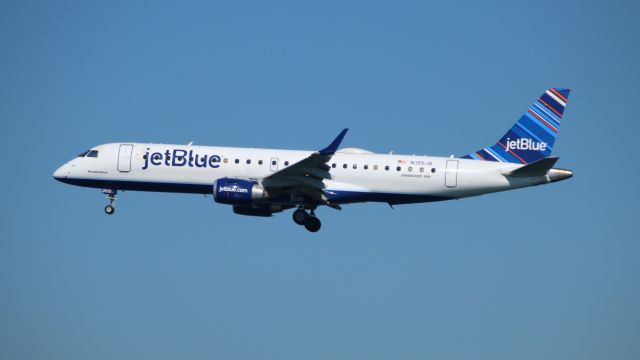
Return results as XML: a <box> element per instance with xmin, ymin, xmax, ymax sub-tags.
<box><xmin>53</xmin><ymin>142</ymin><xmax>552</xmax><ymax>206</ymax></box>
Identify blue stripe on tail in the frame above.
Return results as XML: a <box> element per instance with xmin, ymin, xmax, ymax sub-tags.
<box><xmin>461</xmin><ymin>88</ymin><xmax>570</xmax><ymax>164</ymax></box>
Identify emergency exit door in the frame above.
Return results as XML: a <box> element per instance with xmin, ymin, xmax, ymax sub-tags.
<box><xmin>445</xmin><ymin>160</ymin><xmax>459</xmax><ymax>188</ymax></box>
<box><xmin>270</xmin><ymin>157</ymin><xmax>279</xmax><ymax>172</ymax></box>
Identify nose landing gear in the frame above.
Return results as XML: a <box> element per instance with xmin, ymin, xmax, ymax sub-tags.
<box><xmin>292</xmin><ymin>207</ymin><xmax>321</xmax><ymax>232</ymax></box>
<box><xmin>103</xmin><ymin>189</ymin><xmax>117</xmax><ymax>215</ymax></box>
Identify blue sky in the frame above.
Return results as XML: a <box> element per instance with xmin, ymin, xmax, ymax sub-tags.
<box><xmin>2</xmin><ymin>1</ymin><xmax>639</xmax><ymax>359</ymax></box>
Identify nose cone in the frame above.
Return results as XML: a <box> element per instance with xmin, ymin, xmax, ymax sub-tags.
<box><xmin>548</xmin><ymin>168</ymin><xmax>573</xmax><ymax>183</ymax></box>
<box><xmin>53</xmin><ymin>164</ymin><xmax>69</xmax><ymax>181</ymax></box>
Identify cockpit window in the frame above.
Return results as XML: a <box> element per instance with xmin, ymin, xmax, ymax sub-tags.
<box><xmin>87</xmin><ymin>150</ymin><xmax>99</xmax><ymax>158</ymax></box>
<box><xmin>78</xmin><ymin>150</ymin><xmax>90</xmax><ymax>157</ymax></box>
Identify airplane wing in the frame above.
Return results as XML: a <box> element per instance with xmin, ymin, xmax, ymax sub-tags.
<box><xmin>261</xmin><ymin>128</ymin><xmax>348</xmax><ymax>208</ymax></box>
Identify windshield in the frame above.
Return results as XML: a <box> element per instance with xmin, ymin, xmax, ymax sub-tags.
<box><xmin>77</xmin><ymin>150</ymin><xmax>99</xmax><ymax>158</ymax></box>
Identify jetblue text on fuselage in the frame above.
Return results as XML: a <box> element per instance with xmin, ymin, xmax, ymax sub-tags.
<box><xmin>142</xmin><ymin>149</ymin><xmax>221</xmax><ymax>170</ymax></box>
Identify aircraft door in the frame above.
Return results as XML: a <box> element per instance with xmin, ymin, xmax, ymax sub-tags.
<box><xmin>445</xmin><ymin>160</ymin><xmax>459</xmax><ymax>188</ymax></box>
<box><xmin>118</xmin><ymin>144</ymin><xmax>134</xmax><ymax>172</ymax></box>
<box><xmin>270</xmin><ymin>157</ymin><xmax>279</xmax><ymax>172</ymax></box>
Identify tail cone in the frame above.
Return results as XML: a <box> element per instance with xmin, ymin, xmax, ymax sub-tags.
<box><xmin>548</xmin><ymin>168</ymin><xmax>573</xmax><ymax>183</ymax></box>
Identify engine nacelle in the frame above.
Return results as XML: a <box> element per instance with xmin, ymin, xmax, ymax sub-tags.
<box><xmin>213</xmin><ymin>178</ymin><xmax>268</xmax><ymax>205</ymax></box>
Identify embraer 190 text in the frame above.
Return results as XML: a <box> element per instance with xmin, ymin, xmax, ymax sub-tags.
<box><xmin>54</xmin><ymin>88</ymin><xmax>573</xmax><ymax>232</ymax></box>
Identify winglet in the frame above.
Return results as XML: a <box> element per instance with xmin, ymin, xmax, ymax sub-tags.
<box><xmin>318</xmin><ymin>128</ymin><xmax>349</xmax><ymax>155</ymax></box>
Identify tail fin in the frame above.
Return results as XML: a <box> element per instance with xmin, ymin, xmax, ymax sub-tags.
<box><xmin>461</xmin><ymin>88</ymin><xmax>570</xmax><ymax>164</ymax></box>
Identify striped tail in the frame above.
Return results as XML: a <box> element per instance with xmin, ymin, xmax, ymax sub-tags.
<box><xmin>461</xmin><ymin>88</ymin><xmax>570</xmax><ymax>164</ymax></box>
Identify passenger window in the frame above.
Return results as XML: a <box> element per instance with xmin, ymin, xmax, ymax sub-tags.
<box><xmin>235</xmin><ymin>159</ymin><xmax>240</xmax><ymax>164</ymax></box>
<box><xmin>258</xmin><ymin>160</ymin><xmax>263</xmax><ymax>165</ymax></box>
<box><xmin>420</xmin><ymin>167</ymin><xmax>424</xmax><ymax>172</ymax></box>
<box><xmin>343</xmin><ymin>164</ymin><xmax>347</xmax><ymax>169</ymax></box>
<box><xmin>385</xmin><ymin>165</ymin><xmax>390</xmax><ymax>171</ymax></box>
<box><xmin>272</xmin><ymin>160</ymin><xmax>277</xmax><ymax>166</ymax></box>
<box><xmin>373</xmin><ymin>165</ymin><xmax>378</xmax><ymax>170</ymax></box>
<box><xmin>332</xmin><ymin>163</ymin><xmax>336</xmax><ymax>168</ymax></box>
<box><xmin>408</xmin><ymin>166</ymin><xmax>413</xmax><ymax>172</ymax></box>
<box><xmin>431</xmin><ymin>168</ymin><xmax>436</xmax><ymax>173</ymax></box>
<box><xmin>87</xmin><ymin>150</ymin><xmax>99</xmax><ymax>158</ymax></box>
<box><xmin>396</xmin><ymin>166</ymin><xmax>401</xmax><ymax>171</ymax></box>
<box><xmin>223</xmin><ymin>158</ymin><xmax>228</xmax><ymax>163</ymax></box>
<box><xmin>364</xmin><ymin>165</ymin><xmax>369</xmax><ymax>170</ymax></box>
<box><xmin>284</xmin><ymin>161</ymin><xmax>289</xmax><ymax>166</ymax></box>
<box><xmin>246</xmin><ymin>159</ymin><xmax>251</xmax><ymax>164</ymax></box>
<box><xmin>352</xmin><ymin>164</ymin><xmax>357</xmax><ymax>169</ymax></box>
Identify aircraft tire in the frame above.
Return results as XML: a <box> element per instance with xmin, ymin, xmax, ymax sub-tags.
<box><xmin>304</xmin><ymin>217</ymin><xmax>321</xmax><ymax>232</ymax></box>
<box><xmin>105</xmin><ymin>205</ymin><xmax>115</xmax><ymax>215</ymax></box>
<box><xmin>292</xmin><ymin>209</ymin><xmax>308</xmax><ymax>225</ymax></box>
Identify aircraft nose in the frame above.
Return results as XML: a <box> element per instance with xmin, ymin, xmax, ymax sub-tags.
<box><xmin>53</xmin><ymin>164</ymin><xmax>69</xmax><ymax>180</ymax></box>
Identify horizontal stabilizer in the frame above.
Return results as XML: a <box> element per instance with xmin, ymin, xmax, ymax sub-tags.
<box><xmin>503</xmin><ymin>157</ymin><xmax>559</xmax><ymax>177</ymax></box>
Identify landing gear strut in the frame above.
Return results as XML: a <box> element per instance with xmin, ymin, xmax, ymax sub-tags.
<box><xmin>103</xmin><ymin>189</ymin><xmax>117</xmax><ymax>215</ymax></box>
<box><xmin>292</xmin><ymin>207</ymin><xmax>321</xmax><ymax>232</ymax></box>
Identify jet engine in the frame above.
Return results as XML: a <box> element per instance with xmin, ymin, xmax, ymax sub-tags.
<box><xmin>213</xmin><ymin>178</ymin><xmax>268</xmax><ymax>205</ymax></box>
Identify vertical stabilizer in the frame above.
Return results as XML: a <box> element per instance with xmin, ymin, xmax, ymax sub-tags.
<box><xmin>461</xmin><ymin>88</ymin><xmax>570</xmax><ymax>164</ymax></box>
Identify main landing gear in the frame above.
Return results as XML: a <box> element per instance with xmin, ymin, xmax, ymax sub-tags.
<box><xmin>292</xmin><ymin>208</ymin><xmax>321</xmax><ymax>232</ymax></box>
<box><xmin>103</xmin><ymin>189</ymin><xmax>117</xmax><ymax>215</ymax></box>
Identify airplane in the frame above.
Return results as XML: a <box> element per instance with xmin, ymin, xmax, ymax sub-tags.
<box><xmin>53</xmin><ymin>88</ymin><xmax>573</xmax><ymax>232</ymax></box>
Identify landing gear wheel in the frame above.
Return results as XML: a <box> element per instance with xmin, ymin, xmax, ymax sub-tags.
<box><xmin>292</xmin><ymin>209</ymin><xmax>309</xmax><ymax>225</ymax></box>
<box><xmin>102</xmin><ymin>189</ymin><xmax>117</xmax><ymax>215</ymax></box>
<box><xmin>304</xmin><ymin>217</ymin><xmax>321</xmax><ymax>232</ymax></box>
